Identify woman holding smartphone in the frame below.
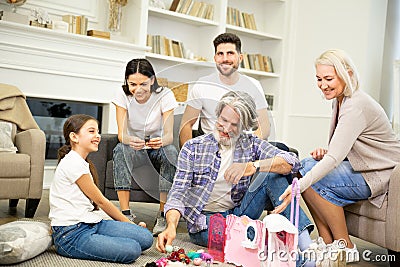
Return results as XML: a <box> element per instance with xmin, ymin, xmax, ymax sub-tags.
<box><xmin>112</xmin><ymin>58</ymin><xmax>178</xmax><ymax>236</ymax></box>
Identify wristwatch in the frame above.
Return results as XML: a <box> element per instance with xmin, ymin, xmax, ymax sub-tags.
<box><xmin>252</xmin><ymin>161</ymin><xmax>260</xmax><ymax>173</ymax></box>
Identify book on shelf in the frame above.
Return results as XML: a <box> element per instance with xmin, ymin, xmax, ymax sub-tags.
<box><xmin>169</xmin><ymin>0</ymin><xmax>181</xmax><ymax>12</ymax></box>
<box><xmin>241</xmin><ymin>53</ymin><xmax>250</xmax><ymax>69</ymax></box>
<box><xmin>226</xmin><ymin>7</ymin><xmax>257</xmax><ymax>30</ymax></box>
<box><xmin>62</xmin><ymin>14</ymin><xmax>88</xmax><ymax>34</ymax></box>
<box><xmin>188</xmin><ymin>1</ymin><xmax>202</xmax><ymax>17</ymax></box>
<box><xmin>147</xmin><ymin>34</ymin><xmax>184</xmax><ymax>58</ymax></box>
<box><xmin>205</xmin><ymin>4</ymin><xmax>214</xmax><ymax>20</ymax></box>
<box><xmin>197</xmin><ymin>2</ymin><xmax>208</xmax><ymax>18</ymax></box>
<box><xmin>173</xmin><ymin>0</ymin><xmax>214</xmax><ymax>20</ymax></box>
<box><xmin>87</xmin><ymin>30</ymin><xmax>110</xmax><ymax>40</ymax></box>
<box><xmin>171</xmin><ymin>40</ymin><xmax>183</xmax><ymax>58</ymax></box>
<box><xmin>241</xmin><ymin>53</ymin><xmax>274</xmax><ymax>73</ymax></box>
<box><xmin>179</xmin><ymin>0</ymin><xmax>193</xmax><ymax>14</ymax></box>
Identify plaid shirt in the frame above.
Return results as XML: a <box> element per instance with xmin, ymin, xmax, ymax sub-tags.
<box><xmin>164</xmin><ymin>133</ymin><xmax>300</xmax><ymax>233</ymax></box>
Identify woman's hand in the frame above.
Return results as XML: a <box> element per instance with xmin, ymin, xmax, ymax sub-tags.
<box><xmin>271</xmin><ymin>185</ymin><xmax>292</xmax><ymax>214</ymax></box>
<box><xmin>129</xmin><ymin>136</ymin><xmax>145</xmax><ymax>150</ymax></box>
<box><xmin>147</xmin><ymin>137</ymin><xmax>163</xmax><ymax>149</ymax></box>
<box><xmin>310</xmin><ymin>147</ymin><xmax>327</xmax><ymax>161</ymax></box>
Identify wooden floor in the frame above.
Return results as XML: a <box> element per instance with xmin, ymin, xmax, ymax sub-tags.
<box><xmin>0</xmin><ymin>190</ymin><xmax>393</xmax><ymax>266</ymax></box>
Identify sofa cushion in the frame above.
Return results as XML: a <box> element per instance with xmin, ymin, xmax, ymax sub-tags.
<box><xmin>0</xmin><ymin>153</ymin><xmax>30</xmax><ymax>177</ymax></box>
<box><xmin>344</xmin><ymin>198</ymin><xmax>387</xmax><ymax>221</ymax></box>
<box><xmin>0</xmin><ymin>121</ymin><xmax>17</xmax><ymax>153</ymax></box>
<box><xmin>0</xmin><ymin>221</ymin><xmax>52</xmax><ymax>264</ymax></box>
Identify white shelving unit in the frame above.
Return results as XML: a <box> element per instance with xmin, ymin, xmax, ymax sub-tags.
<box><xmin>124</xmin><ymin>0</ymin><xmax>289</xmax><ymax>119</ymax></box>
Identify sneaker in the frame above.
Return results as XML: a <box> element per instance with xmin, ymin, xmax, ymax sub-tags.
<box><xmin>152</xmin><ymin>212</ymin><xmax>167</xmax><ymax>236</ymax></box>
<box><xmin>346</xmin><ymin>244</ymin><xmax>359</xmax><ymax>263</ymax></box>
<box><xmin>122</xmin><ymin>210</ymin><xmax>137</xmax><ymax>223</ymax></box>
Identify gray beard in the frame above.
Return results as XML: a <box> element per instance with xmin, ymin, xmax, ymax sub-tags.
<box><xmin>213</xmin><ymin>128</ymin><xmax>238</xmax><ymax>148</ymax></box>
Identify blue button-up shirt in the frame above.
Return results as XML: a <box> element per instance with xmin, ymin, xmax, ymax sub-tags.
<box><xmin>164</xmin><ymin>133</ymin><xmax>300</xmax><ymax>233</ymax></box>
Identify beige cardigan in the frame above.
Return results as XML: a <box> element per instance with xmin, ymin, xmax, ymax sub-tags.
<box><xmin>0</xmin><ymin>83</ymin><xmax>39</xmax><ymax>130</ymax></box>
<box><xmin>300</xmin><ymin>90</ymin><xmax>400</xmax><ymax>208</ymax></box>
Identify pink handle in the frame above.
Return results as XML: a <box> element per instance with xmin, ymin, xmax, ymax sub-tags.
<box><xmin>290</xmin><ymin>177</ymin><xmax>300</xmax><ymax>229</ymax></box>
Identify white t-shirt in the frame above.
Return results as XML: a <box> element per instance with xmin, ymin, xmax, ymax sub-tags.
<box><xmin>49</xmin><ymin>150</ymin><xmax>103</xmax><ymax>226</ymax></box>
<box><xmin>203</xmin><ymin>144</ymin><xmax>235</xmax><ymax>212</ymax></box>
<box><xmin>113</xmin><ymin>87</ymin><xmax>178</xmax><ymax>139</ymax></box>
<box><xmin>187</xmin><ymin>71</ymin><xmax>268</xmax><ymax>133</ymax></box>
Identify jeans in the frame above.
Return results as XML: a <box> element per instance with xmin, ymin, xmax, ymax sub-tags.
<box><xmin>300</xmin><ymin>158</ymin><xmax>371</xmax><ymax>206</ymax></box>
<box><xmin>189</xmin><ymin>172</ymin><xmax>314</xmax><ymax>247</ymax></box>
<box><xmin>113</xmin><ymin>143</ymin><xmax>177</xmax><ymax>192</ymax></box>
<box><xmin>51</xmin><ymin>220</ymin><xmax>153</xmax><ymax>263</ymax></box>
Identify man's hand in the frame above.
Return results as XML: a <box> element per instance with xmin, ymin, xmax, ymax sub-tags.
<box><xmin>271</xmin><ymin>185</ymin><xmax>292</xmax><ymax>214</ymax></box>
<box><xmin>156</xmin><ymin>225</ymin><xmax>177</xmax><ymax>253</ymax></box>
<box><xmin>224</xmin><ymin>162</ymin><xmax>255</xmax><ymax>184</ymax></box>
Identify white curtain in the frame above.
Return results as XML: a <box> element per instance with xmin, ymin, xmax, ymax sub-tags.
<box><xmin>393</xmin><ymin>60</ymin><xmax>400</xmax><ymax>139</ymax></box>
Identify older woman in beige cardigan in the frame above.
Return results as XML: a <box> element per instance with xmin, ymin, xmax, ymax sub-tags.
<box><xmin>275</xmin><ymin>49</ymin><xmax>400</xmax><ymax>262</ymax></box>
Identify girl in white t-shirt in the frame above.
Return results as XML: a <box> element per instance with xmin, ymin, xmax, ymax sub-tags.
<box><xmin>112</xmin><ymin>58</ymin><xmax>178</xmax><ymax>236</ymax></box>
<box><xmin>49</xmin><ymin>114</ymin><xmax>153</xmax><ymax>263</ymax></box>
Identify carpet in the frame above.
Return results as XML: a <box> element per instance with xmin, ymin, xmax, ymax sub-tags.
<box><xmin>4</xmin><ymin>217</ymin><xmax>235</xmax><ymax>267</ymax></box>
<box><xmin>6</xmin><ymin>233</ymin><xmax>224</xmax><ymax>267</ymax></box>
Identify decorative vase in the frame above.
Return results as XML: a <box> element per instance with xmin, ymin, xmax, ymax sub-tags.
<box><xmin>6</xmin><ymin>0</ymin><xmax>26</xmax><ymax>13</ymax></box>
<box><xmin>108</xmin><ymin>0</ymin><xmax>123</xmax><ymax>32</ymax></box>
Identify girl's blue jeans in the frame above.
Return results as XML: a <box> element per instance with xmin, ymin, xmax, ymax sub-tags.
<box><xmin>51</xmin><ymin>220</ymin><xmax>153</xmax><ymax>263</ymax></box>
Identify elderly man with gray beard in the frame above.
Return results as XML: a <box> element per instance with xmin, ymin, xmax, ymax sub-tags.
<box><xmin>158</xmin><ymin>91</ymin><xmax>315</xmax><ymax>266</ymax></box>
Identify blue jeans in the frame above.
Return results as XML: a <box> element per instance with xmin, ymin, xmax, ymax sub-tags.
<box><xmin>189</xmin><ymin>172</ymin><xmax>314</xmax><ymax>247</ymax></box>
<box><xmin>113</xmin><ymin>143</ymin><xmax>177</xmax><ymax>192</ymax></box>
<box><xmin>300</xmin><ymin>158</ymin><xmax>371</xmax><ymax>206</ymax></box>
<box><xmin>51</xmin><ymin>220</ymin><xmax>153</xmax><ymax>263</ymax></box>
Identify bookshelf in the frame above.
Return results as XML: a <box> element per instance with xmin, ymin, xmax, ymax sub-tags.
<box><xmin>125</xmin><ymin>0</ymin><xmax>289</xmax><ymax>115</ymax></box>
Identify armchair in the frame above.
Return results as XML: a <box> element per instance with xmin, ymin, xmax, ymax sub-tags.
<box><xmin>344</xmin><ymin>163</ymin><xmax>400</xmax><ymax>266</ymax></box>
<box><xmin>0</xmin><ymin>84</ymin><xmax>46</xmax><ymax>218</ymax></box>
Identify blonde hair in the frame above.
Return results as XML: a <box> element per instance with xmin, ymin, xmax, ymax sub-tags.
<box><xmin>315</xmin><ymin>49</ymin><xmax>360</xmax><ymax>97</ymax></box>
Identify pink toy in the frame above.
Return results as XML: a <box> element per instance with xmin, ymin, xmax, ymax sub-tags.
<box><xmin>220</xmin><ymin>179</ymin><xmax>301</xmax><ymax>267</ymax></box>
<box><xmin>193</xmin><ymin>258</ymin><xmax>202</xmax><ymax>265</ymax></box>
<box><xmin>224</xmin><ymin>215</ymin><xmax>264</xmax><ymax>267</ymax></box>
<box><xmin>259</xmin><ymin>178</ymin><xmax>300</xmax><ymax>267</ymax></box>
<box><xmin>207</xmin><ymin>213</ymin><xmax>226</xmax><ymax>262</ymax></box>
<box><xmin>155</xmin><ymin>257</ymin><xmax>168</xmax><ymax>267</ymax></box>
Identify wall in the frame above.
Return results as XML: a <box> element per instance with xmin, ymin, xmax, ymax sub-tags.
<box><xmin>281</xmin><ymin>0</ymin><xmax>388</xmax><ymax>158</ymax></box>
<box><xmin>380</xmin><ymin>0</ymin><xmax>400</xmax><ymax>119</ymax></box>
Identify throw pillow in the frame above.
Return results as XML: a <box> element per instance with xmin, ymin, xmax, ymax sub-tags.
<box><xmin>0</xmin><ymin>221</ymin><xmax>52</xmax><ymax>264</ymax></box>
<box><xmin>0</xmin><ymin>121</ymin><xmax>17</xmax><ymax>153</ymax></box>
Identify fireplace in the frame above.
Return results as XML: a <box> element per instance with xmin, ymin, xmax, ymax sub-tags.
<box><xmin>26</xmin><ymin>97</ymin><xmax>103</xmax><ymax>160</ymax></box>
